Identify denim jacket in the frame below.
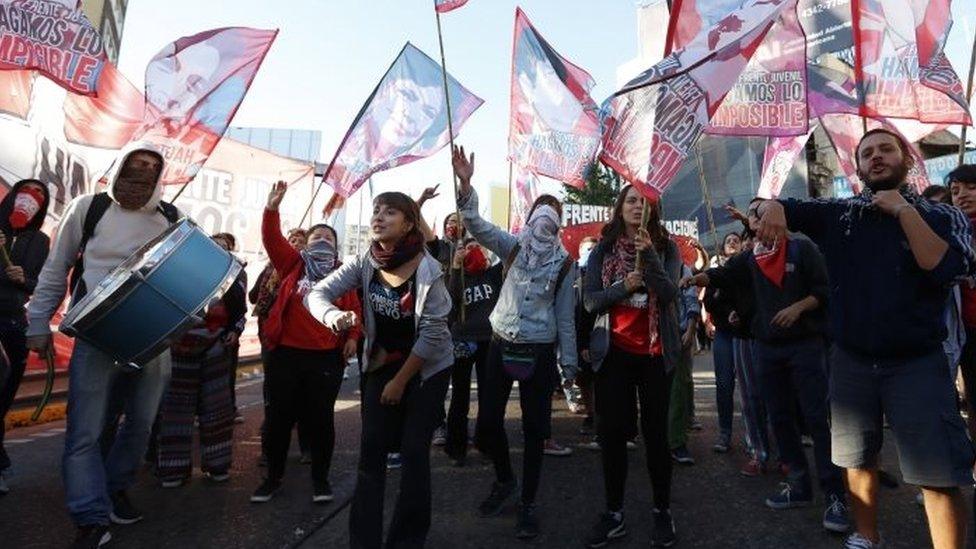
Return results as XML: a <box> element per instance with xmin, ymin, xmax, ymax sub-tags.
<box><xmin>458</xmin><ymin>189</ymin><xmax>578</xmax><ymax>377</ymax></box>
<box><xmin>678</xmin><ymin>264</ymin><xmax>700</xmax><ymax>333</ymax></box>
<box><xmin>306</xmin><ymin>252</ymin><xmax>453</xmax><ymax>381</ymax></box>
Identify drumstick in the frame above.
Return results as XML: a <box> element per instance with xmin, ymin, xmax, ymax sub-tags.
<box><xmin>30</xmin><ymin>349</ymin><xmax>56</xmax><ymax>422</ymax></box>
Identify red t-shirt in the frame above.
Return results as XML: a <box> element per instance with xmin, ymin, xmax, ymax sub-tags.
<box><xmin>961</xmin><ymin>282</ymin><xmax>976</xmax><ymax>330</ymax></box>
<box><xmin>609</xmin><ymin>292</ymin><xmax>662</xmax><ymax>356</ymax></box>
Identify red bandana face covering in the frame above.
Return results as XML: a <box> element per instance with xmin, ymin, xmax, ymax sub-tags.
<box><xmin>9</xmin><ymin>187</ymin><xmax>44</xmax><ymax>229</ymax></box>
<box><xmin>463</xmin><ymin>246</ymin><xmax>488</xmax><ymax>274</ymax></box>
<box><xmin>753</xmin><ymin>237</ymin><xmax>789</xmax><ymax>288</ymax></box>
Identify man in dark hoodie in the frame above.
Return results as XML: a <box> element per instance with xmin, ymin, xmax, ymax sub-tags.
<box><xmin>0</xmin><ymin>179</ymin><xmax>51</xmax><ymax>495</ymax></box>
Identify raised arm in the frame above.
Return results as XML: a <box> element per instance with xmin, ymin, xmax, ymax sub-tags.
<box><xmin>452</xmin><ymin>145</ymin><xmax>517</xmax><ymax>260</ymax></box>
<box><xmin>262</xmin><ymin>181</ymin><xmax>301</xmax><ymax>273</ymax></box>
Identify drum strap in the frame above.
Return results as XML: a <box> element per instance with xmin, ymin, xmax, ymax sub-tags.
<box><xmin>68</xmin><ymin>193</ymin><xmax>180</xmax><ymax>299</ymax></box>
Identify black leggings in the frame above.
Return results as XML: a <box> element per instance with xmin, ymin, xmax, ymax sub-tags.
<box><xmin>265</xmin><ymin>346</ymin><xmax>343</xmax><ymax>484</ymax></box>
<box><xmin>595</xmin><ymin>348</ymin><xmax>674</xmax><ymax>511</ymax></box>
<box><xmin>445</xmin><ymin>341</ymin><xmax>489</xmax><ymax>459</ymax></box>
<box><xmin>350</xmin><ymin>364</ymin><xmax>450</xmax><ymax>549</ymax></box>
<box><xmin>479</xmin><ymin>338</ymin><xmax>557</xmax><ymax>505</ymax></box>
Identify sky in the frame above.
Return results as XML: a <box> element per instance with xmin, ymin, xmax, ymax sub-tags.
<box><xmin>117</xmin><ymin>0</ymin><xmax>645</xmax><ymax>226</ymax></box>
<box><xmin>118</xmin><ymin>0</ymin><xmax>976</xmax><ymax>227</ymax></box>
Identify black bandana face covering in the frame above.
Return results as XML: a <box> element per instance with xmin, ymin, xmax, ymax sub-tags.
<box><xmin>115</xmin><ymin>165</ymin><xmax>158</xmax><ymax>210</ymax></box>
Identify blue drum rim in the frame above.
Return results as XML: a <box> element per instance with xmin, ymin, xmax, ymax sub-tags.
<box><xmin>59</xmin><ymin>218</ymin><xmax>245</xmax><ymax>367</ymax></box>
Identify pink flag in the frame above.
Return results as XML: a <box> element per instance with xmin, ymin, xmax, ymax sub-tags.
<box><xmin>0</xmin><ymin>0</ymin><xmax>106</xmax><ymax>96</ymax></box>
<box><xmin>852</xmin><ymin>0</ymin><xmax>970</xmax><ymax>124</ymax></box>
<box><xmin>601</xmin><ymin>0</ymin><xmax>792</xmax><ymax>199</ymax></box>
<box><xmin>509</xmin><ymin>168</ymin><xmax>540</xmax><ymax>234</ymax></box>
<box><xmin>509</xmin><ymin>8</ymin><xmax>600</xmax><ymax>188</ymax></box>
<box><xmin>324</xmin><ymin>43</ymin><xmax>483</xmax><ymax>198</ymax></box>
<box><xmin>137</xmin><ymin>27</ymin><xmax>278</xmax><ymax>185</ymax></box>
<box><xmin>435</xmin><ymin>0</ymin><xmax>468</xmax><ymax>13</ymax></box>
<box><xmin>64</xmin><ymin>63</ymin><xmax>146</xmax><ymax>149</ymax></box>
<box><xmin>758</xmin><ymin>127</ymin><xmax>815</xmax><ymax>199</ymax></box>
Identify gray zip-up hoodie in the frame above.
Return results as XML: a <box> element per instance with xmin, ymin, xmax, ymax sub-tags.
<box><xmin>27</xmin><ymin>142</ymin><xmax>179</xmax><ymax>338</ymax></box>
<box><xmin>457</xmin><ymin>188</ymin><xmax>578</xmax><ymax>377</ymax></box>
<box><xmin>306</xmin><ymin>251</ymin><xmax>453</xmax><ymax>380</ymax></box>
<box><xmin>583</xmin><ymin>238</ymin><xmax>681</xmax><ymax>373</ymax></box>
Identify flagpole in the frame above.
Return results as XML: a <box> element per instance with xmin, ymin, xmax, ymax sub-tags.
<box><xmin>695</xmin><ymin>143</ymin><xmax>721</xmax><ymax>259</ymax></box>
<box><xmin>506</xmin><ymin>161</ymin><xmax>513</xmax><ymax>231</ymax></box>
<box><xmin>435</xmin><ymin>7</ymin><xmax>465</xmax><ymax>321</ymax></box>
<box><xmin>959</xmin><ymin>28</ymin><xmax>976</xmax><ymax>166</ymax></box>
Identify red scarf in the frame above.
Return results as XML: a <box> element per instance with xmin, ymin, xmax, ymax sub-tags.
<box><xmin>753</xmin><ymin>237</ymin><xmax>788</xmax><ymax>288</ymax></box>
<box><xmin>370</xmin><ymin>232</ymin><xmax>425</xmax><ymax>270</ymax></box>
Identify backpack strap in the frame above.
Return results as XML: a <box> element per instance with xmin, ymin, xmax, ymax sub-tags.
<box><xmin>554</xmin><ymin>256</ymin><xmax>574</xmax><ymax>294</ymax></box>
<box><xmin>502</xmin><ymin>242</ymin><xmax>521</xmax><ymax>279</ymax></box>
<box><xmin>68</xmin><ymin>193</ymin><xmax>180</xmax><ymax>299</ymax></box>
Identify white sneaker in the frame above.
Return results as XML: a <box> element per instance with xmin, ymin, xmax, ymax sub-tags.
<box><xmin>160</xmin><ymin>479</ymin><xmax>184</xmax><ymax>489</ymax></box>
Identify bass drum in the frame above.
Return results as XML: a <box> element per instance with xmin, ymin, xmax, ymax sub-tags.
<box><xmin>60</xmin><ymin>218</ymin><xmax>243</xmax><ymax>369</ymax></box>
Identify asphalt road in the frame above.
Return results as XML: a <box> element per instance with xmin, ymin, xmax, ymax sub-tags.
<box><xmin>0</xmin><ymin>355</ymin><xmax>965</xmax><ymax>548</ymax></box>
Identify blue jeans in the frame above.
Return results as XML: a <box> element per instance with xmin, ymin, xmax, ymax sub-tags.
<box><xmin>712</xmin><ymin>329</ymin><xmax>736</xmax><ymax>438</ymax></box>
<box><xmin>734</xmin><ymin>338</ymin><xmax>770</xmax><ymax>463</ymax></box>
<box><xmin>754</xmin><ymin>338</ymin><xmax>844</xmax><ymax>498</ymax></box>
<box><xmin>63</xmin><ymin>340</ymin><xmax>171</xmax><ymax>526</ymax></box>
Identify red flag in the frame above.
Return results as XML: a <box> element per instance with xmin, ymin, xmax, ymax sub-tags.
<box><xmin>852</xmin><ymin>0</ymin><xmax>970</xmax><ymax>124</ymax></box>
<box><xmin>322</xmin><ymin>192</ymin><xmax>346</xmax><ymax>218</ymax></box>
<box><xmin>63</xmin><ymin>63</ymin><xmax>145</xmax><ymax>149</ymax></box>
<box><xmin>509</xmin><ymin>168</ymin><xmax>540</xmax><ymax>234</ymax></box>
<box><xmin>758</xmin><ymin>127</ymin><xmax>815</xmax><ymax>199</ymax></box>
<box><xmin>601</xmin><ymin>0</ymin><xmax>792</xmax><ymax>199</ymax></box>
<box><xmin>753</xmin><ymin>238</ymin><xmax>788</xmax><ymax>288</ymax></box>
<box><xmin>435</xmin><ymin>0</ymin><xmax>468</xmax><ymax>13</ymax></box>
<box><xmin>509</xmin><ymin>8</ymin><xmax>600</xmax><ymax>188</ymax></box>
<box><xmin>0</xmin><ymin>70</ymin><xmax>33</xmax><ymax>119</ymax></box>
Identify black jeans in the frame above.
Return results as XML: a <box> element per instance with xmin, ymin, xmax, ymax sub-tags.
<box><xmin>265</xmin><ymin>346</ymin><xmax>343</xmax><ymax>484</ymax></box>
<box><xmin>0</xmin><ymin>316</ymin><xmax>27</xmax><ymax>471</ymax></box>
<box><xmin>479</xmin><ymin>338</ymin><xmax>557</xmax><ymax>505</ymax></box>
<box><xmin>350</xmin><ymin>363</ymin><xmax>450</xmax><ymax>549</ymax></box>
<box><xmin>444</xmin><ymin>341</ymin><xmax>489</xmax><ymax>459</ymax></box>
<box><xmin>595</xmin><ymin>348</ymin><xmax>674</xmax><ymax>511</ymax></box>
<box><xmin>754</xmin><ymin>338</ymin><xmax>844</xmax><ymax>498</ymax></box>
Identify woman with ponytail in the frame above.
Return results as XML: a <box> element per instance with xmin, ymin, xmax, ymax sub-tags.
<box><xmin>307</xmin><ymin>191</ymin><xmax>452</xmax><ymax>548</ymax></box>
<box><xmin>582</xmin><ymin>184</ymin><xmax>682</xmax><ymax>548</ymax></box>
<box><xmin>251</xmin><ymin>181</ymin><xmax>361</xmax><ymax>505</ymax></box>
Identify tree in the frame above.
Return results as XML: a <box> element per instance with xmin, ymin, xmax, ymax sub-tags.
<box><xmin>562</xmin><ymin>162</ymin><xmax>622</xmax><ymax>206</ymax></box>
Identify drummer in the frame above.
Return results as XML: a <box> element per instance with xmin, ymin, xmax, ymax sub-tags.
<box><xmin>25</xmin><ymin>142</ymin><xmax>181</xmax><ymax>549</ymax></box>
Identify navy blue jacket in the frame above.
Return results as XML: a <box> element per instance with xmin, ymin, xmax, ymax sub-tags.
<box><xmin>780</xmin><ymin>193</ymin><xmax>975</xmax><ymax>359</ymax></box>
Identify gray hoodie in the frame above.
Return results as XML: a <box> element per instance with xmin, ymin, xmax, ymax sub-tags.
<box><xmin>27</xmin><ymin>142</ymin><xmax>179</xmax><ymax>337</ymax></box>
<box><xmin>306</xmin><ymin>252</ymin><xmax>453</xmax><ymax>380</ymax></box>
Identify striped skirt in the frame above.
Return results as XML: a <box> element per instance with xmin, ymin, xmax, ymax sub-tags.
<box><xmin>156</xmin><ymin>349</ymin><xmax>235</xmax><ymax>481</ymax></box>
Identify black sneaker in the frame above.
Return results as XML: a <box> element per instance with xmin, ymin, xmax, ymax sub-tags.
<box><xmin>586</xmin><ymin>512</ymin><xmax>627</xmax><ymax>548</ymax></box>
<box><xmin>670</xmin><ymin>445</ymin><xmax>695</xmax><ymax>465</ymax></box>
<box><xmin>109</xmin><ymin>491</ymin><xmax>143</xmax><ymax>525</ymax></box>
<box><xmin>651</xmin><ymin>508</ymin><xmax>676</xmax><ymax>547</ymax></box>
<box><xmin>312</xmin><ymin>480</ymin><xmax>334</xmax><ymax>504</ymax></box>
<box><xmin>515</xmin><ymin>503</ymin><xmax>540</xmax><ymax>539</ymax></box>
<box><xmin>71</xmin><ymin>524</ymin><xmax>111</xmax><ymax>549</ymax></box>
<box><xmin>765</xmin><ymin>482</ymin><xmax>812</xmax><ymax>509</ymax></box>
<box><xmin>250</xmin><ymin>478</ymin><xmax>281</xmax><ymax>503</ymax></box>
<box><xmin>477</xmin><ymin>479</ymin><xmax>517</xmax><ymax>517</ymax></box>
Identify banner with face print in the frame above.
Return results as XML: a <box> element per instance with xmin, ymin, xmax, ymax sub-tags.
<box><xmin>324</xmin><ymin>42</ymin><xmax>483</xmax><ymax>198</ymax></box>
<box><xmin>758</xmin><ymin>126</ymin><xmax>814</xmax><ymax>198</ymax></box>
<box><xmin>509</xmin><ymin>8</ymin><xmax>600</xmax><ymax>188</ymax></box>
<box><xmin>137</xmin><ymin>27</ymin><xmax>278</xmax><ymax>185</ymax></box>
